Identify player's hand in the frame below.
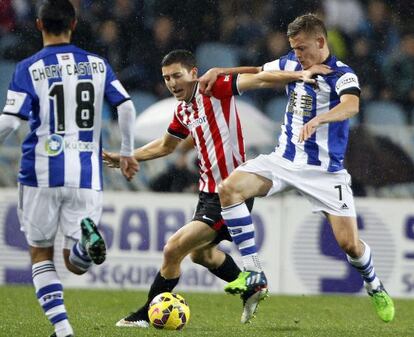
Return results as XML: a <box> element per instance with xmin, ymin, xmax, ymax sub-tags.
<box><xmin>198</xmin><ymin>68</ymin><xmax>221</xmax><ymax>96</ymax></box>
<box><xmin>120</xmin><ymin>156</ymin><xmax>139</xmax><ymax>181</ymax></box>
<box><xmin>299</xmin><ymin>117</ymin><xmax>321</xmax><ymax>143</ymax></box>
<box><xmin>102</xmin><ymin>150</ymin><xmax>121</xmax><ymax>168</ymax></box>
<box><xmin>301</xmin><ymin>64</ymin><xmax>332</xmax><ymax>83</ymax></box>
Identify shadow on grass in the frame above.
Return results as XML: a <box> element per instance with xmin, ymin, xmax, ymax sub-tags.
<box><xmin>188</xmin><ymin>324</ymin><xmax>300</xmax><ymax>332</ymax></box>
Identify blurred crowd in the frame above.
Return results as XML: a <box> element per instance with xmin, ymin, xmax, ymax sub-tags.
<box><xmin>1</xmin><ymin>0</ymin><xmax>413</xmax><ymax>120</ymax></box>
<box><xmin>0</xmin><ymin>0</ymin><xmax>413</xmax><ymax>195</ymax></box>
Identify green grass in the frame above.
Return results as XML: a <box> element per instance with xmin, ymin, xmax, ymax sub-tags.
<box><xmin>1</xmin><ymin>286</ymin><xmax>413</xmax><ymax>337</ymax></box>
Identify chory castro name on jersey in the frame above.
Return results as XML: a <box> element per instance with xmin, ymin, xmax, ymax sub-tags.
<box><xmin>31</xmin><ymin>61</ymin><xmax>105</xmax><ymax>81</ymax></box>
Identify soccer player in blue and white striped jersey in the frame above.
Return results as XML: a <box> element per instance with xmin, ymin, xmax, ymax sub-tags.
<box><xmin>200</xmin><ymin>14</ymin><xmax>395</xmax><ymax>324</ymax></box>
<box><xmin>0</xmin><ymin>1</ymin><xmax>138</xmax><ymax>336</ymax></box>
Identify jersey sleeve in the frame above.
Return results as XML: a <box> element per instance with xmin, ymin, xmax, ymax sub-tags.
<box><xmin>167</xmin><ymin>107</ymin><xmax>189</xmax><ymax>140</ymax></box>
<box><xmin>335</xmin><ymin>72</ymin><xmax>361</xmax><ymax>97</ymax></box>
<box><xmin>104</xmin><ymin>61</ymin><xmax>131</xmax><ymax>107</ymax></box>
<box><xmin>211</xmin><ymin>74</ymin><xmax>239</xmax><ymax>99</ymax></box>
<box><xmin>2</xmin><ymin>62</ymin><xmax>34</xmax><ymax>121</ymax></box>
<box><xmin>262</xmin><ymin>59</ymin><xmax>281</xmax><ymax>72</ymax></box>
<box><xmin>263</xmin><ymin>52</ymin><xmax>298</xmax><ymax>72</ymax></box>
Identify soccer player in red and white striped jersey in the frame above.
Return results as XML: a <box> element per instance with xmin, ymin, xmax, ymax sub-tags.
<box><xmin>167</xmin><ymin>73</ymin><xmax>245</xmax><ymax>193</ymax></box>
<box><xmin>104</xmin><ymin>49</ymin><xmax>322</xmax><ymax>328</ymax></box>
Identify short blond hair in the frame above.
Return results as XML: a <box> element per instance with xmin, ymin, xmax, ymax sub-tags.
<box><xmin>287</xmin><ymin>14</ymin><xmax>327</xmax><ymax>38</ymax></box>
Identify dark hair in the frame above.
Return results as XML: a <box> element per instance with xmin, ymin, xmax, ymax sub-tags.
<box><xmin>37</xmin><ymin>0</ymin><xmax>76</xmax><ymax>35</ymax></box>
<box><xmin>287</xmin><ymin>14</ymin><xmax>327</xmax><ymax>38</ymax></box>
<box><xmin>161</xmin><ymin>50</ymin><xmax>197</xmax><ymax>70</ymax></box>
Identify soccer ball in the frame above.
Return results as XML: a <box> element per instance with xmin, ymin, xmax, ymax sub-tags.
<box><xmin>148</xmin><ymin>292</ymin><xmax>190</xmax><ymax>330</ymax></box>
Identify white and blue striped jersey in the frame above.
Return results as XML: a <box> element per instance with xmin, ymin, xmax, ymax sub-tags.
<box><xmin>263</xmin><ymin>52</ymin><xmax>360</xmax><ymax>172</ymax></box>
<box><xmin>2</xmin><ymin>43</ymin><xmax>130</xmax><ymax>190</ymax></box>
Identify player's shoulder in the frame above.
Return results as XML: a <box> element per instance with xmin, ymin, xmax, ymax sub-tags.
<box><xmin>68</xmin><ymin>45</ymin><xmax>109</xmax><ymax>65</ymax></box>
<box><xmin>327</xmin><ymin>56</ymin><xmax>360</xmax><ymax>92</ymax></box>
<box><xmin>14</xmin><ymin>51</ymin><xmax>44</xmax><ymax>73</ymax></box>
<box><xmin>329</xmin><ymin>55</ymin><xmax>357</xmax><ymax>77</ymax></box>
<box><xmin>285</xmin><ymin>50</ymin><xmax>298</xmax><ymax>61</ymax></box>
<box><xmin>16</xmin><ymin>44</ymin><xmax>107</xmax><ymax>69</ymax></box>
<box><xmin>274</xmin><ymin>50</ymin><xmax>298</xmax><ymax>63</ymax></box>
<box><xmin>264</xmin><ymin>51</ymin><xmax>300</xmax><ymax>71</ymax></box>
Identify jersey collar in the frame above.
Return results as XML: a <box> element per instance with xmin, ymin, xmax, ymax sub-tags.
<box><xmin>185</xmin><ymin>82</ymin><xmax>199</xmax><ymax>104</ymax></box>
<box><xmin>322</xmin><ymin>54</ymin><xmax>336</xmax><ymax>67</ymax></box>
<box><xmin>44</xmin><ymin>43</ymin><xmax>72</xmax><ymax>48</ymax></box>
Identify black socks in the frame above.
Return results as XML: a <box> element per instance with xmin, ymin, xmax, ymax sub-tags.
<box><xmin>208</xmin><ymin>253</ymin><xmax>241</xmax><ymax>282</ymax></box>
<box><xmin>143</xmin><ymin>271</ymin><xmax>180</xmax><ymax>310</ymax></box>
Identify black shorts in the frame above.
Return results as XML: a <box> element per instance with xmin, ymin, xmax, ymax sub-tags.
<box><xmin>192</xmin><ymin>191</ymin><xmax>254</xmax><ymax>244</ymax></box>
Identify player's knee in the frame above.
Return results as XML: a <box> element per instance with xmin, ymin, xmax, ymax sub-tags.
<box><xmin>190</xmin><ymin>250</ymin><xmax>212</xmax><ymax>267</ymax></box>
<box><xmin>338</xmin><ymin>239</ymin><xmax>360</xmax><ymax>256</ymax></box>
<box><xmin>163</xmin><ymin>239</ymin><xmax>183</xmax><ymax>263</ymax></box>
<box><xmin>218</xmin><ymin>179</ymin><xmax>238</xmax><ymax>202</ymax></box>
<box><xmin>189</xmin><ymin>251</ymin><xmax>203</xmax><ymax>265</ymax></box>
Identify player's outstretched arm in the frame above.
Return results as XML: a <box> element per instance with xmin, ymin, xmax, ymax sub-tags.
<box><xmin>116</xmin><ymin>99</ymin><xmax>139</xmax><ymax>180</ymax></box>
<box><xmin>0</xmin><ymin>114</ymin><xmax>21</xmax><ymax>143</ymax></box>
<box><xmin>134</xmin><ymin>133</ymin><xmax>182</xmax><ymax>161</ymax></box>
<box><xmin>102</xmin><ymin>150</ymin><xmax>121</xmax><ymax>168</ymax></box>
<box><xmin>103</xmin><ymin>133</ymin><xmax>182</xmax><ymax>168</ymax></box>
<box><xmin>299</xmin><ymin>94</ymin><xmax>359</xmax><ymax>142</ymax></box>
<box><xmin>119</xmin><ymin>155</ymin><xmax>139</xmax><ymax>181</ymax></box>
<box><xmin>237</xmin><ymin>64</ymin><xmax>332</xmax><ymax>91</ymax></box>
<box><xmin>199</xmin><ymin>66</ymin><xmax>261</xmax><ymax>95</ymax></box>
<box><xmin>177</xmin><ymin>135</ymin><xmax>194</xmax><ymax>153</ymax></box>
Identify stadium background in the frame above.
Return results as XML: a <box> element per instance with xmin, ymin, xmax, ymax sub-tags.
<box><xmin>0</xmin><ymin>0</ymin><xmax>413</xmax><ymax>299</ymax></box>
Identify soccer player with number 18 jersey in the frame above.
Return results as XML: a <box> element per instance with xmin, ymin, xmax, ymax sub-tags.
<box><xmin>0</xmin><ymin>1</ymin><xmax>138</xmax><ymax>336</ymax></box>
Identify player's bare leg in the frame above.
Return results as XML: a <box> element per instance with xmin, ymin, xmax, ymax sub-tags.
<box><xmin>190</xmin><ymin>244</ymin><xmax>244</xmax><ymax>286</ymax></box>
<box><xmin>116</xmin><ymin>221</ymin><xmax>241</xmax><ymax>328</ymax></box>
<box><xmin>160</xmin><ymin>221</ymin><xmax>218</xmax><ymax>278</ymax></box>
<box><xmin>327</xmin><ymin>214</ymin><xmax>395</xmax><ymax>322</ymax></box>
<box><xmin>190</xmin><ymin>244</ymin><xmax>225</xmax><ymax>269</ymax></box>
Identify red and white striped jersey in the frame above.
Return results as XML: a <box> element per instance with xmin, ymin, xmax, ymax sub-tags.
<box><xmin>167</xmin><ymin>74</ymin><xmax>245</xmax><ymax>193</ymax></box>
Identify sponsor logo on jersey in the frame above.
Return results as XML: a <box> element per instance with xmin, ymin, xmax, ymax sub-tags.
<box><xmin>64</xmin><ymin>140</ymin><xmax>96</xmax><ymax>152</ymax></box>
<box><xmin>287</xmin><ymin>92</ymin><xmax>313</xmax><ymax>117</ymax></box>
<box><xmin>187</xmin><ymin>115</ymin><xmax>207</xmax><ymax>130</ymax></box>
<box><xmin>45</xmin><ymin>134</ymin><xmax>64</xmax><ymax>156</ymax></box>
<box><xmin>45</xmin><ymin>134</ymin><xmax>95</xmax><ymax>156</ymax></box>
<box><xmin>290</xmin><ymin>109</ymin><xmax>311</xmax><ymax>118</ymax></box>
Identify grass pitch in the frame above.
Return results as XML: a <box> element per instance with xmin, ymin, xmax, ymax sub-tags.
<box><xmin>1</xmin><ymin>286</ymin><xmax>413</xmax><ymax>337</ymax></box>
